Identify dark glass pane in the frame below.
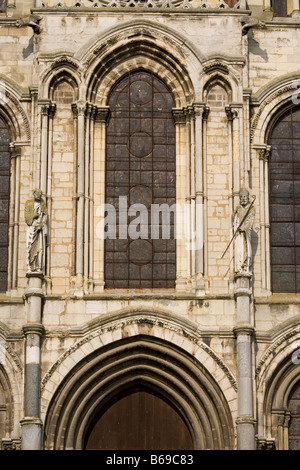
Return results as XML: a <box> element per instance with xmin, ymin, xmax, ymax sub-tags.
<box><xmin>0</xmin><ymin>117</ymin><xmax>10</xmax><ymax>292</ymax></box>
<box><xmin>105</xmin><ymin>71</ymin><xmax>176</xmax><ymax>288</ymax></box>
<box><xmin>271</xmin><ymin>0</ymin><xmax>287</xmax><ymax>17</ymax></box>
<box><xmin>269</xmin><ymin>106</ymin><xmax>300</xmax><ymax>293</ymax></box>
<box><xmin>0</xmin><ymin>0</ymin><xmax>6</xmax><ymax>12</ymax></box>
<box><xmin>271</xmin><ymin>267</ymin><xmax>296</xmax><ymax>293</ymax></box>
<box><xmin>271</xmin><ymin>223</ymin><xmax>294</xmax><ymax>245</ymax></box>
<box><xmin>288</xmin><ymin>382</ymin><xmax>300</xmax><ymax>450</ymax></box>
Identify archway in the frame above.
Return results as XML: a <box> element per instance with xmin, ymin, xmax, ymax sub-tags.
<box><xmin>84</xmin><ymin>385</ymin><xmax>193</xmax><ymax>450</ymax></box>
<box><xmin>43</xmin><ymin>332</ymin><xmax>235</xmax><ymax>450</ymax></box>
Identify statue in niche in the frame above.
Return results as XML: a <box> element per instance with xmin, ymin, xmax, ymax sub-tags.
<box><xmin>232</xmin><ymin>188</ymin><xmax>255</xmax><ymax>275</ymax></box>
<box><xmin>25</xmin><ymin>189</ymin><xmax>48</xmax><ymax>274</ymax></box>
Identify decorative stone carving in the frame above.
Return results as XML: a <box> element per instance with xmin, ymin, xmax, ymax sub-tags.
<box><xmin>25</xmin><ymin>189</ymin><xmax>48</xmax><ymax>275</ymax></box>
<box><xmin>16</xmin><ymin>15</ymin><xmax>42</xmax><ymax>34</ymax></box>
<box><xmin>233</xmin><ymin>188</ymin><xmax>255</xmax><ymax>275</ymax></box>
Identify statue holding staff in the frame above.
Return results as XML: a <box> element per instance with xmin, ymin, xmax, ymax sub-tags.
<box><xmin>232</xmin><ymin>188</ymin><xmax>255</xmax><ymax>274</ymax></box>
<box><xmin>25</xmin><ymin>189</ymin><xmax>48</xmax><ymax>274</ymax></box>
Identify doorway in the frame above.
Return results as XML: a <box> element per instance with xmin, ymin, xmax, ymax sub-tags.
<box><xmin>84</xmin><ymin>386</ymin><xmax>194</xmax><ymax>450</ymax></box>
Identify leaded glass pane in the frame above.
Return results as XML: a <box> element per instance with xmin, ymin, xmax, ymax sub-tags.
<box><xmin>269</xmin><ymin>106</ymin><xmax>300</xmax><ymax>292</ymax></box>
<box><xmin>105</xmin><ymin>71</ymin><xmax>176</xmax><ymax>288</ymax></box>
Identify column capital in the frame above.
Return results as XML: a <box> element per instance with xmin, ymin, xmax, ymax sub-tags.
<box><xmin>72</xmin><ymin>100</ymin><xmax>88</xmax><ymax>117</ymax></box>
<box><xmin>234</xmin><ymin>323</ymin><xmax>255</xmax><ymax>336</ymax></box>
<box><xmin>94</xmin><ymin>106</ymin><xmax>110</xmax><ymax>123</ymax></box>
<box><xmin>225</xmin><ymin>105</ymin><xmax>239</xmax><ymax>121</ymax></box>
<box><xmin>172</xmin><ymin>107</ymin><xmax>187</xmax><ymax>124</ymax></box>
<box><xmin>38</xmin><ymin>99</ymin><xmax>53</xmax><ymax>116</ymax></box>
<box><xmin>22</xmin><ymin>323</ymin><xmax>45</xmax><ymax>336</ymax></box>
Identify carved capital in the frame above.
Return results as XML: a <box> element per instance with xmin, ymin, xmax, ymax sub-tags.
<box><xmin>22</xmin><ymin>323</ymin><xmax>45</xmax><ymax>337</ymax></box>
<box><xmin>95</xmin><ymin>106</ymin><xmax>110</xmax><ymax>123</ymax></box>
<box><xmin>172</xmin><ymin>108</ymin><xmax>186</xmax><ymax>125</ymax></box>
<box><xmin>258</xmin><ymin>147</ymin><xmax>271</xmax><ymax>162</ymax></box>
<box><xmin>72</xmin><ymin>101</ymin><xmax>88</xmax><ymax>117</ymax></box>
<box><xmin>225</xmin><ymin>105</ymin><xmax>239</xmax><ymax>121</ymax></box>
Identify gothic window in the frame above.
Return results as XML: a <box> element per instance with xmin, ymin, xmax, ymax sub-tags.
<box><xmin>288</xmin><ymin>380</ymin><xmax>300</xmax><ymax>450</ymax></box>
<box><xmin>0</xmin><ymin>117</ymin><xmax>10</xmax><ymax>292</ymax></box>
<box><xmin>0</xmin><ymin>0</ymin><xmax>7</xmax><ymax>12</ymax></box>
<box><xmin>271</xmin><ymin>0</ymin><xmax>287</xmax><ymax>17</ymax></box>
<box><xmin>268</xmin><ymin>106</ymin><xmax>300</xmax><ymax>293</ymax></box>
<box><xmin>105</xmin><ymin>70</ymin><xmax>176</xmax><ymax>288</ymax></box>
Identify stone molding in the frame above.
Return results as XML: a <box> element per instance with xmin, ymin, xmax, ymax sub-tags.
<box><xmin>35</xmin><ymin>0</ymin><xmax>248</xmax><ymax>11</ymax></box>
<box><xmin>40</xmin><ymin>314</ymin><xmax>238</xmax><ymax>392</ymax></box>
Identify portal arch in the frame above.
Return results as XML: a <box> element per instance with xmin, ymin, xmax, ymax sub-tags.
<box><xmin>42</xmin><ymin>313</ymin><xmax>236</xmax><ymax>450</ymax></box>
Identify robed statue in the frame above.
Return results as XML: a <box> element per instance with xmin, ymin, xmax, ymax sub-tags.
<box><xmin>232</xmin><ymin>189</ymin><xmax>255</xmax><ymax>274</ymax></box>
<box><xmin>25</xmin><ymin>189</ymin><xmax>48</xmax><ymax>273</ymax></box>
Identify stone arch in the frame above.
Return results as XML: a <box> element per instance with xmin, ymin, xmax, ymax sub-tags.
<box><xmin>0</xmin><ymin>324</ymin><xmax>23</xmax><ymax>443</ymax></box>
<box><xmin>202</xmin><ymin>73</ymin><xmax>234</xmax><ymax>104</ymax></box>
<box><xmin>256</xmin><ymin>321</ymin><xmax>300</xmax><ymax>449</ymax></box>
<box><xmin>250</xmin><ymin>73</ymin><xmax>300</xmax><ymax>146</ymax></box>
<box><xmin>39</xmin><ymin>57</ymin><xmax>81</xmax><ymax>100</ymax></box>
<box><xmin>0</xmin><ymin>77</ymin><xmax>30</xmax><ymax>142</ymax></box>
<box><xmin>42</xmin><ymin>312</ymin><xmax>236</xmax><ymax>450</ymax></box>
<box><xmin>81</xmin><ymin>22</ymin><xmax>197</xmax><ymax>107</ymax></box>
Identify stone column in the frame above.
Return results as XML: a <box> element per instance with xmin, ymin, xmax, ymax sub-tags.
<box><xmin>93</xmin><ymin>106</ymin><xmax>110</xmax><ymax>293</ymax></box>
<box><xmin>21</xmin><ymin>272</ymin><xmax>45</xmax><ymax>450</ymax></box>
<box><xmin>292</xmin><ymin>0</ymin><xmax>300</xmax><ymax>17</ymax></box>
<box><xmin>173</xmin><ymin>108</ymin><xmax>189</xmax><ymax>291</ymax></box>
<box><xmin>73</xmin><ymin>101</ymin><xmax>87</xmax><ymax>293</ymax></box>
<box><xmin>194</xmin><ymin>104</ymin><xmax>205</xmax><ymax>295</ymax></box>
<box><xmin>234</xmin><ymin>273</ymin><xmax>256</xmax><ymax>450</ymax></box>
<box><xmin>263</xmin><ymin>0</ymin><xmax>271</xmax><ymax>11</ymax></box>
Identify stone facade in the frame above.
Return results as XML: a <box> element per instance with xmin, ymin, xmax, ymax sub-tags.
<box><xmin>0</xmin><ymin>0</ymin><xmax>300</xmax><ymax>450</ymax></box>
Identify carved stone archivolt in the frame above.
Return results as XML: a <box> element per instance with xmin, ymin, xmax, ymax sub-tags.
<box><xmin>41</xmin><ymin>315</ymin><xmax>237</xmax><ymax>392</ymax></box>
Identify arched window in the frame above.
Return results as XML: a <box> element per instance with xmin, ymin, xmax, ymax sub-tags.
<box><xmin>105</xmin><ymin>70</ymin><xmax>176</xmax><ymax>289</ymax></box>
<box><xmin>288</xmin><ymin>380</ymin><xmax>300</xmax><ymax>450</ymax></box>
<box><xmin>268</xmin><ymin>106</ymin><xmax>300</xmax><ymax>293</ymax></box>
<box><xmin>271</xmin><ymin>0</ymin><xmax>287</xmax><ymax>17</ymax></box>
<box><xmin>0</xmin><ymin>117</ymin><xmax>10</xmax><ymax>292</ymax></box>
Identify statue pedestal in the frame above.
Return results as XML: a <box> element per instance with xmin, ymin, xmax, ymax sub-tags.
<box><xmin>21</xmin><ymin>272</ymin><xmax>45</xmax><ymax>450</ymax></box>
<box><xmin>234</xmin><ymin>272</ymin><xmax>256</xmax><ymax>450</ymax></box>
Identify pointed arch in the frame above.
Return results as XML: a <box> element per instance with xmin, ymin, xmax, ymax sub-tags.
<box><xmin>42</xmin><ymin>311</ymin><xmax>236</xmax><ymax>450</ymax></box>
<box><xmin>80</xmin><ymin>22</ymin><xmax>198</xmax><ymax>107</ymax></box>
<box><xmin>256</xmin><ymin>321</ymin><xmax>300</xmax><ymax>449</ymax></box>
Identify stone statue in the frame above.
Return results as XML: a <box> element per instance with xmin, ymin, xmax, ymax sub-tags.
<box><xmin>233</xmin><ymin>188</ymin><xmax>255</xmax><ymax>274</ymax></box>
<box><xmin>25</xmin><ymin>189</ymin><xmax>48</xmax><ymax>274</ymax></box>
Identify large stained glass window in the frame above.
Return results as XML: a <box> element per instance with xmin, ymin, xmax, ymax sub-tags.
<box><xmin>105</xmin><ymin>71</ymin><xmax>176</xmax><ymax>288</ymax></box>
<box><xmin>0</xmin><ymin>117</ymin><xmax>10</xmax><ymax>292</ymax></box>
<box><xmin>269</xmin><ymin>106</ymin><xmax>300</xmax><ymax>293</ymax></box>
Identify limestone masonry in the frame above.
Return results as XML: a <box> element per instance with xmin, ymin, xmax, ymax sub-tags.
<box><xmin>0</xmin><ymin>0</ymin><xmax>300</xmax><ymax>450</ymax></box>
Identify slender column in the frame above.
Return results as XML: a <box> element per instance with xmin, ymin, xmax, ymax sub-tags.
<box><xmin>172</xmin><ymin>108</ymin><xmax>188</xmax><ymax>291</ymax></box>
<box><xmin>264</xmin><ymin>0</ymin><xmax>271</xmax><ymax>11</ymax></box>
<box><xmin>73</xmin><ymin>101</ymin><xmax>87</xmax><ymax>292</ymax></box>
<box><xmin>21</xmin><ymin>273</ymin><xmax>45</xmax><ymax>450</ymax></box>
<box><xmin>84</xmin><ymin>105</ymin><xmax>92</xmax><ymax>290</ymax></box>
<box><xmin>89</xmin><ymin>106</ymin><xmax>96</xmax><ymax>293</ymax></box>
<box><xmin>234</xmin><ymin>273</ymin><xmax>256</xmax><ymax>450</ymax></box>
<box><xmin>45</xmin><ymin>104</ymin><xmax>56</xmax><ymax>294</ymax></box>
<box><xmin>185</xmin><ymin>107</ymin><xmax>192</xmax><ymax>281</ymax></box>
<box><xmin>93</xmin><ymin>107</ymin><xmax>110</xmax><ymax>292</ymax></box>
<box><xmin>226</xmin><ymin>106</ymin><xmax>237</xmax><ymax>284</ymax></box>
<box><xmin>202</xmin><ymin>107</ymin><xmax>209</xmax><ymax>291</ymax></box>
<box><xmin>38</xmin><ymin>100</ymin><xmax>51</xmax><ymax>195</ymax></box>
<box><xmin>292</xmin><ymin>0</ymin><xmax>300</xmax><ymax>17</ymax></box>
<box><xmin>194</xmin><ymin>104</ymin><xmax>205</xmax><ymax>295</ymax></box>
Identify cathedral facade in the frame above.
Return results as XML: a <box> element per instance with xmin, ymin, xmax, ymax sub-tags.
<box><xmin>0</xmin><ymin>0</ymin><xmax>300</xmax><ymax>450</ymax></box>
